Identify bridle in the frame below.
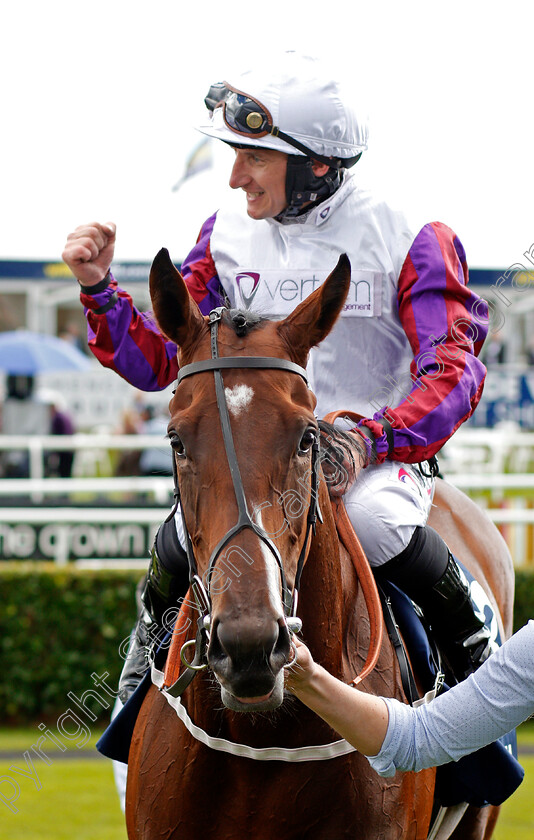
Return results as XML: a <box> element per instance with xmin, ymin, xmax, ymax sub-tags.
<box><xmin>165</xmin><ymin>307</ymin><xmax>320</xmax><ymax>691</ymax></box>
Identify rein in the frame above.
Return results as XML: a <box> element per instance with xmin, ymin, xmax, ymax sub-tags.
<box><xmin>322</xmin><ymin>409</ymin><xmax>384</xmax><ymax>685</ymax></box>
<box><xmin>165</xmin><ymin>307</ymin><xmax>319</xmax><ymax>689</ymax></box>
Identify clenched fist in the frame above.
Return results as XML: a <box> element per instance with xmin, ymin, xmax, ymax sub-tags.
<box><xmin>62</xmin><ymin>222</ymin><xmax>116</xmax><ymax>287</ymax></box>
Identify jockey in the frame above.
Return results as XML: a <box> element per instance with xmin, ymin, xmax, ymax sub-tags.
<box><xmin>62</xmin><ymin>52</ymin><xmax>492</xmax><ymax>704</ymax></box>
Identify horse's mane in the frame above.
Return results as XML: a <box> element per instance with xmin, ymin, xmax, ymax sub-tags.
<box><xmin>318</xmin><ymin>420</ymin><xmax>373</xmax><ymax>472</ymax></box>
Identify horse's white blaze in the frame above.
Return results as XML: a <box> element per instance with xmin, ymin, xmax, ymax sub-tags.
<box><xmin>261</xmin><ymin>540</ymin><xmax>285</xmax><ymax>614</ymax></box>
<box><xmin>253</xmin><ymin>507</ymin><xmax>284</xmax><ymax>611</ymax></box>
<box><xmin>224</xmin><ymin>384</ymin><xmax>254</xmax><ymax>417</ymax></box>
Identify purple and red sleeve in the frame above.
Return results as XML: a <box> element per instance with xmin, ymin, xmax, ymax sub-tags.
<box><xmin>180</xmin><ymin>213</ymin><xmax>226</xmax><ymax>315</ymax></box>
<box><xmin>358</xmin><ymin>222</ymin><xmax>488</xmax><ymax>463</ymax></box>
<box><xmin>79</xmin><ymin>214</ymin><xmax>223</xmax><ymax>391</ymax></box>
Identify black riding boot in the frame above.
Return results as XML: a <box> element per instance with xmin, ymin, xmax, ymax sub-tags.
<box><xmin>376</xmin><ymin>525</ymin><xmax>492</xmax><ymax>681</ymax></box>
<box><xmin>118</xmin><ymin>517</ymin><xmax>190</xmax><ymax>704</ymax></box>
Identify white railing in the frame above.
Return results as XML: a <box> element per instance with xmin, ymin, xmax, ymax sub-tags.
<box><xmin>439</xmin><ymin>428</ymin><xmax>534</xmax><ymax>475</ymax></box>
<box><xmin>0</xmin><ymin>432</ymin><xmax>175</xmax><ymax>504</ymax></box>
<box><xmin>0</xmin><ymin>433</ymin><xmax>171</xmax><ymax>452</ymax></box>
<box><xmin>0</xmin><ymin>476</ymin><xmax>173</xmax><ymax>504</ymax></box>
<box><xmin>0</xmin><ymin>432</ymin><xmax>173</xmax><ymax>479</ymax></box>
<box><xmin>3</xmin><ymin>428</ymin><xmax>532</xmax><ymax>473</ymax></box>
<box><xmin>0</xmin><ymin>434</ymin><xmax>175</xmax><ymax>566</ymax></box>
<box><xmin>1</xmin><ymin>429</ymin><xmax>534</xmax><ymax>566</ymax></box>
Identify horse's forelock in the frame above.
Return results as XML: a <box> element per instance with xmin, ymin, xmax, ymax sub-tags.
<box><xmin>222</xmin><ymin>308</ymin><xmax>268</xmax><ymax>338</ymax></box>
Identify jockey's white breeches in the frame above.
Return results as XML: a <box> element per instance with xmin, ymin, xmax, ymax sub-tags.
<box><xmin>342</xmin><ymin>461</ymin><xmax>434</xmax><ymax>567</ymax></box>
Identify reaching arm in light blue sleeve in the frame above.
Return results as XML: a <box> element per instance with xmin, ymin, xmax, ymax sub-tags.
<box><xmin>368</xmin><ymin>621</ymin><xmax>534</xmax><ymax>776</ymax></box>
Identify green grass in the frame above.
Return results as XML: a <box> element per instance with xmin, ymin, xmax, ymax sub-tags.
<box><xmin>496</xmin><ymin>755</ymin><xmax>534</xmax><ymax>839</ymax></box>
<box><xmin>0</xmin><ymin>759</ymin><xmax>127</xmax><ymax>840</ymax></box>
<box><xmin>0</xmin><ymin>725</ymin><xmax>126</xmax><ymax>839</ymax></box>
<box><xmin>0</xmin><ymin>725</ymin><xmax>105</xmax><ymax>752</ymax></box>
<box><xmin>0</xmin><ymin>724</ymin><xmax>533</xmax><ymax>839</ymax></box>
<box><xmin>515</xmin><ymin>718</ymin><xmax>534</xmax><ymax>745</ymax></box>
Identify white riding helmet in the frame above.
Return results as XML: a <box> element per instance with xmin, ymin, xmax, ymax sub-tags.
<box><xmin>199</xmin><ymin>52</ymin><xmax>368</xmax><ymax>165</ymax></box>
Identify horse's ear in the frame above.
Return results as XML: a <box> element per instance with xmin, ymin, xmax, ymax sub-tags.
<box><xmin>149</xmin><ymin>248</ymin><xmax>206</xmax><ymax>347</ymax></box>
<box><xmin>277</xmin><ymin>254</ymin><xmax>351</xmax><ymax>360</ymax></box>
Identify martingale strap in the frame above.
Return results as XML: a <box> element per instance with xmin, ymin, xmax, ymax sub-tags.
<box><xmin>153</xmin><ymin>664</ymin><xmax>357</xmax><ymax>762</ymax></box>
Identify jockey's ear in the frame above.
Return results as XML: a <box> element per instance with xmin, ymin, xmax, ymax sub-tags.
<box><xmin>276</xmin><ymin>254</ymin><xmax>351</xmax><ymax>363</ymax></box>
<box><xmin>149</xmin><ymin>248</ymin><xmax>207</xmax><ymax>348</ymax></box>
<box><xmin>311</xmin><ymin>160</ymin><xmax>330</xmax><ymax>177</ymax></box>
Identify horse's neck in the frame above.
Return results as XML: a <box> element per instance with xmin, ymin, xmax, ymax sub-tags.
<box><xmin>298</xmin><ymin>497</ymin><xmax>358</xmax><ymax>678</ymax></box>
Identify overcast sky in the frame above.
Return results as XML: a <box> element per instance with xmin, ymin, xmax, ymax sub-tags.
<box><xmin>1</xmin><ymin>0</ymin><xmax>532</xmax><ymax>269</ymax></box>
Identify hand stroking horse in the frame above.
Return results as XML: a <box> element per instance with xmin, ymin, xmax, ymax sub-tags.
<box><xmin>125</xmin><ymin>249</ymin><xmax>514</xmax><ymax>839</ymax></box>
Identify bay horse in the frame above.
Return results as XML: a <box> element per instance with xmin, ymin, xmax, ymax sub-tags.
<box><xmin>125</xmin><ymin>249</ymin><xmax>514</xmax><ymax>840</ymax></box>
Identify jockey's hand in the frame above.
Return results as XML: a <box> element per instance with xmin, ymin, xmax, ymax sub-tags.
<box><xmin>319</xmin><ymin>428</ymin><xmax>367</xmax><ymax>497</ymax></box>
<box><xmin>62</xmin><ymin>221</ymin><xmax>116</xmax><ymax>287</ymax></box>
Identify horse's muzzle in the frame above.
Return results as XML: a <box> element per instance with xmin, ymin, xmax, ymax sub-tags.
<box><xmin>208</xmin><ymin>616</ymin><xmax>292</xmax><ymax>711</ymax></box>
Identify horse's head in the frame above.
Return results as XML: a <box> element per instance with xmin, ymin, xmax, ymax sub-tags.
<box><xmin>149</xmin><ymin>249</ymin><xmax>351</xmax><ymax>711</ymax></box>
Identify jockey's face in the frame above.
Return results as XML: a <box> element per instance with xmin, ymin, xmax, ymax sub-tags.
<box><xmin>229</xmin><ymin>147</ymin><xmax>288</xmax><ymax>220</ymax></box>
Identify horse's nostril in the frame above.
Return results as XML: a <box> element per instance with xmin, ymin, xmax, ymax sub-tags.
<box><xmin>207</xmin><ymin>618</ymin><xmax>224</xmax><ymax>657</ymax></box>
<box><xmin>272</xmin><ymin>618</ymin><xmax>291</xmax><ymax>666</ymax></box>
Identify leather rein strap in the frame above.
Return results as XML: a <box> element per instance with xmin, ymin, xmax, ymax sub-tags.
<box><xmin>322</xmin><ymin>409</ymin><xmax>384</xmax><ymax>686</ymax></box>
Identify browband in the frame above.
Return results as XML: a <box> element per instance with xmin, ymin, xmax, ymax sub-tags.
<box><xmin>176</xmin><ymin>356</ymin><xmax>309</xmax><ymax>386</ymax></box>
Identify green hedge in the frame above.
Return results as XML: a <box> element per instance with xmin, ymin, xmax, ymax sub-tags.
<box><xmin>0</xmin><ymin>564</ymin><xmax>141</xmax><ymax>723</ymax></box>
<box><xmin>1</xmin><ymin>564</ymin><xmax>534</xmax><ymax>723</ymax></box>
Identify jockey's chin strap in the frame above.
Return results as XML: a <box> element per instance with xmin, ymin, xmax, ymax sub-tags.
<box><xmin>168</xmin><ymin>306</ymin><xmax>320</xmax><ymax>646</ymax></box>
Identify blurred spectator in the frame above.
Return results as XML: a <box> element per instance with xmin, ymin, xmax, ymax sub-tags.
<box><xmin>114</xmin><ymin>407</ymin><xmax>143</xmax><ymax>477</ymax></box>
<box><xmin>59</xmin><ymin>319</ymin><xmax>87</xmax><ymax>354</ymax></box>
<box><xmin>113</xmin><ymin>400</ymin><xmax>172</xmax><ymax>477</ymax></box>
<box><xmin>483</xmin><ymin>330</ymin><xmax>507</xmax><ymax>366</ymax></box>
<box><xmin>0</xmin><ymin>293</ymin><xmax>20</xmax><ymax>331</ymax></box>
<box><xmin>37</xmin><ymin>390</ymin><xmax>76</xmax><ymax>478</ymax></box>
<box><xmin>1</xmin><ymin>376</ymin><xmax>47</xmax><ymax>477</ymax></box>
<box><xmin>138</xmin><ymin>405</ymin><xmax>173</xmax><ymax>477</ymax></box>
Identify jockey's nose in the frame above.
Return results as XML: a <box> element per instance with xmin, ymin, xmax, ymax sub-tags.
<box><xmin>229</xmin><ymin>154</ymin><xmax>251</xmax><ymax>190</ymax></box>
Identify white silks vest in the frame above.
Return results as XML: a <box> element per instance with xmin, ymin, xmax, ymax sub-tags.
<box><xmin>209</xmin><ymin>173</ymin><xmax>415</xmax><ymax>421</ymax></box>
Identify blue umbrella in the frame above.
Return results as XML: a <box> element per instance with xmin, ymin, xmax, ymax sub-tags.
<box><xmin>0</xmin><ymin>330</ymin><xmax>92</xmax><ymax>374</ymax></box>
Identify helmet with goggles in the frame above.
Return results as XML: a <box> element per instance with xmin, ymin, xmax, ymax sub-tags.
<box><xmin>199</xmin><ymin>53</ymin><xmax>368</xmax><ymax>217</ymax></box>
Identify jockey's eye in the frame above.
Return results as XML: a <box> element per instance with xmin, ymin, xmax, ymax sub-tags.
<box><xmin>298</xmin><ymin>428</ymin><xmax>317</xmax><ymax>455</ymax></box>
<box><xmin>168</xmin><ymin>431</ymin><xmax>186</xmax><ymax>458</ymax></box>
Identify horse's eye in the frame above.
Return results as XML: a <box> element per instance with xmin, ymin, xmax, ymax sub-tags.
<box><xmin>298</xmin><ymin>428</ymin><xmax>317</xmax><ymax>455</ymax></box>
<box><xmin>168</xmin><ymin>431</ymin><xmax>186</xmax><ymax>458</ymax></box>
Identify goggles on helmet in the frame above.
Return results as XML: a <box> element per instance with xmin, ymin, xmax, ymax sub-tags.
<box><xmin>204</xmin><ymin>82</ymin><xmax>360</xmax><ymax>169</ymax></box>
